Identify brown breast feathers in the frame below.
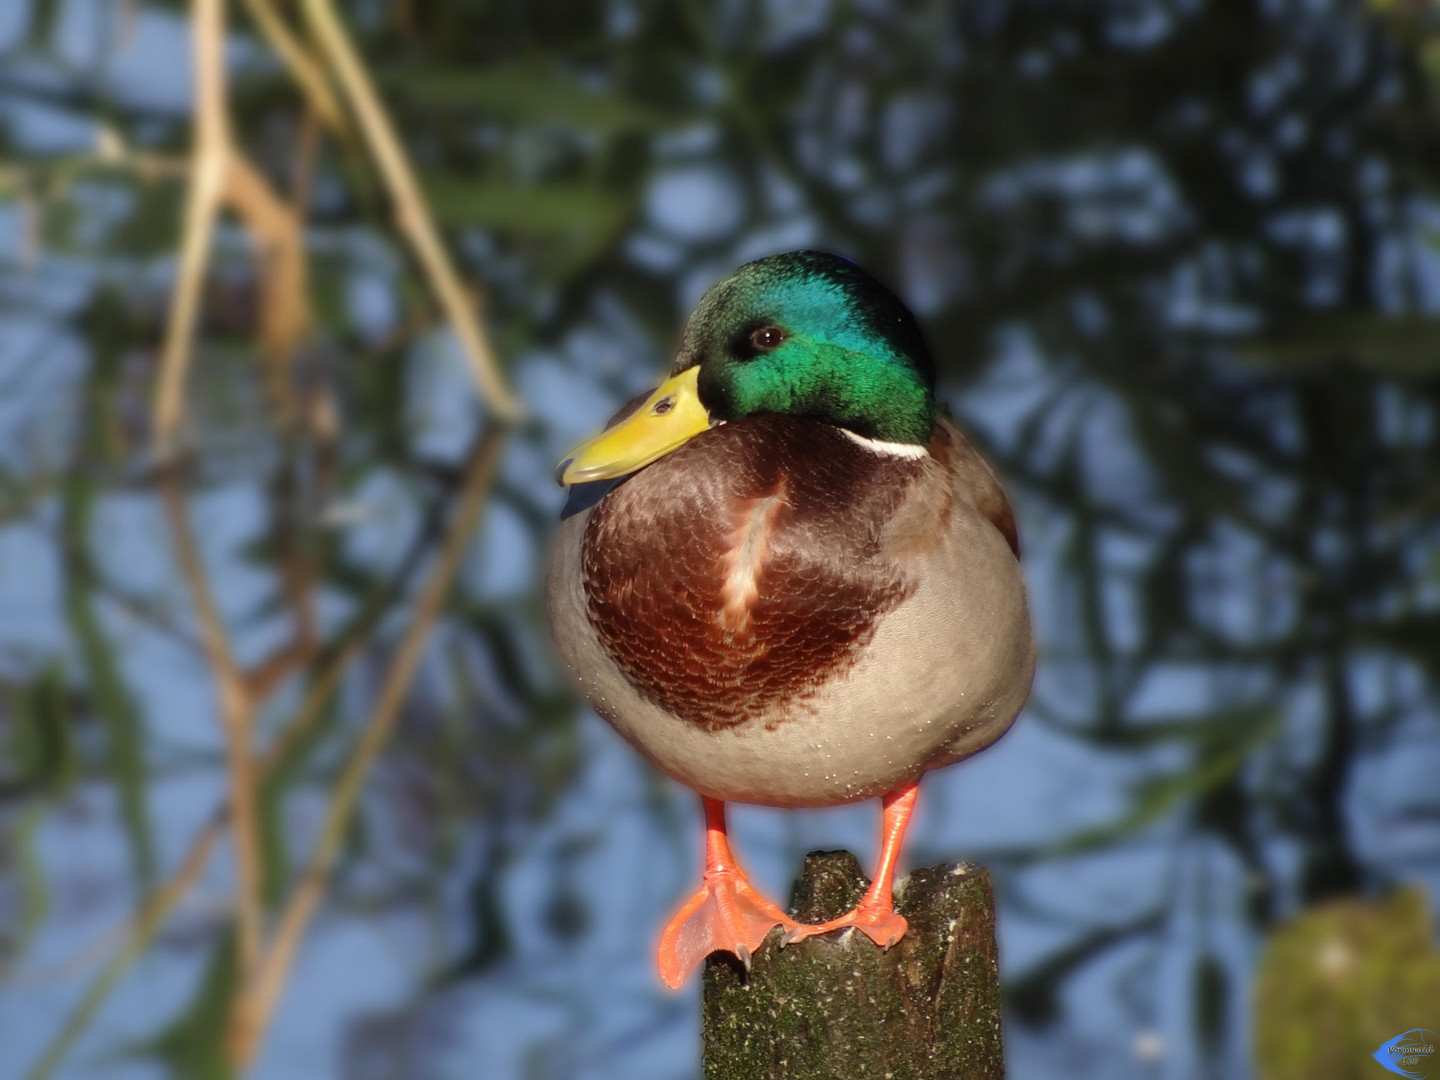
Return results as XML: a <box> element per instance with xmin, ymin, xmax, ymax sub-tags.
<box><xmin>581</xmin><ymin>415</ymin><xmax>926</xmax><ymax>732</ymax></box>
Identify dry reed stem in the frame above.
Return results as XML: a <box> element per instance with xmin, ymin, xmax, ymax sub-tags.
<box><xmin>159</xmin><ymin>473</ymin><xmax>265</xmax><ymax>978</ymax></box>
<box><xmin>17</xmin><ymin>563</ymin><xmax>402</xmax><ymax>1007</ymax></box>
<box><xmin>144</xmin><ymin>9</ymin><xmax>324</xmax><ymax>982</ymax></box>
<box><xmin>23</xmin><ymin>404</ymin><xmax>465</xmax><ymax>1074</ymax></box>
<box><xmin>299</xmin><ymin>0</ymin><xmax>524</xmax><ymax>421</ymax></box>
<box><xmin>97</xmin><ymin>1</ymin><xmax>523</xmax><ymax>1072</ymax></box>
<box><xmin>290</xmin><ymin>104</ymin><xmax>320</xmax><ymax>228</ymax></box>
<box><xmin>19</xmin><ymin>540</ymin><xmax>418</xmax><ymax>1078</ymax></box>
<box><xmin>226</xmin><ymin>426</ymin><xmax>510</xmax><ymax>1068</ymax></box>
<box><xmin>154</xmin><ymin>0</ymin><xmax>324</xmax><ymax>454</ymax></box>
<box><xmin>239</xmin><ymin>0</ymin><xmax>346</xmax><ymax>132</ymax></box>
<box><xmin>254</xmin><ymin>619</ymin><xmax>369</xmax><ymax>774</ymax></box>
<box><xmin>151</xmin><ymin>0</ymin><xmax>230</xmax><ymax>458</ymax></box>
<box><xmin>149</xmin><ymin>0</ymin><xmax>267</xmax><ymax>993</ymax></box>
<box><xmin>23</xmin><ymin>819</ymin><xmax>224</xmax><ymax>1080</ymax></box>
<box><xmin>0</xmin><ymin>133</ymin><xmax>187</xmax><ymax>203</ymax></box>
<box><xmin>225</xmin><ymin>154</ymin><xmax>314</xmax><ymax>429</ymax></box>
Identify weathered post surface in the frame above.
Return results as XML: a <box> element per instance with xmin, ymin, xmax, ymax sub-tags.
<box><xmin>703</xmin><ymin>851</ymin><xmax>1004</xmax><ymax>1080</ymax></box>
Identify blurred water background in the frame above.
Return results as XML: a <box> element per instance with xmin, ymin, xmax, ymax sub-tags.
<box><xmin>1</xmin><ymin>1</ymin><xmax>1439</xmax><ymax>1077</ymax></box>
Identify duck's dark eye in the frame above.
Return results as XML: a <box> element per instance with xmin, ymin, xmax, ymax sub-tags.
<box><xmin>749</xmin><ymin>325</ymin><xmax>786</xmax><ymax>351</ymax></box>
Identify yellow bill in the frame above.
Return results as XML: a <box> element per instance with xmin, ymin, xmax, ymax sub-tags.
<box><xmin>556</xmin><ymin>367</ymin><xmax>712</xmax><ymax>485</ymax></box>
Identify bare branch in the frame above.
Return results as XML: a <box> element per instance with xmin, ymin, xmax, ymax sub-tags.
<box><xmin>224</xmin><ymin>154</ymin><xmax>313</xmax><ymax>429</ymax></box>
<box><xmin>239</xmin><ymin>0</ymin><xmax>347</xmax><ymax>132</ymax></box>
<box><xmin>298</xmin><ymin>0</ymin><xmax>524</xmax><ymax>422</ymax></box>
<box><xmin>151</xmin><ymin>0</ymin><xmax>231</xmax><ymax>458</ymax></box>
<box><xmin>23</xmin><ymin>819</ymin><xmax>224</xmax><ymax>1080</ymax></box>
<box><xmin>159</xmin><ymin>471</ymin><xmax>265</xmax><ymax>978</ymax></box>
<box><xmin>226</xmin><ymin>425</ymin><xmax>510</xmax><ymax>1068</ymax></box>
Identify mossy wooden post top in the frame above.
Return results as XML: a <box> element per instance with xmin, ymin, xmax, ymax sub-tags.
<box><xmin>703</xmin><ymin>851</ymin><xmax>1005</xmax><ymax>1080</ymax></box>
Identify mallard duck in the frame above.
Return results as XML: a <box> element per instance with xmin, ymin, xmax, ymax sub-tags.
<box><xmin>546</xmin><ymin>251</ymin><xmax>1035</xmax><ymax>989</ymax></box>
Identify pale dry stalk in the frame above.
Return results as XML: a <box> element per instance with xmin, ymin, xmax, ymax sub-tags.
<box><xmin>147</xmin><ymin>0</ymin><xmax>266</xmax><ymax>993</ymax></box>
<box><xmin>298</xmin><ymin>0</ymin><xmax>524</xmax><ymax>421</ymax></box>
<box><xmin>149</xmin><ymin>0</ymin><xmax>327</xmax><ymax>984</ymax></box>
<box><xmin>159</xmin><ymin>476</ymin><xmax>266</xmax><ymax>978</ymax></box>
<box><xmin>23</xmin><ymin>818</ymin><xmax>224</xmax><ymax>1080</ymax></box>
<box><xmin>154</xmin><ymin>0</ymin><xmax>324</xmax><ymax>455</ymax></box>
<box><xmin>129</xmin><ymin>1</ymin><xmax>524</xmax><ymax>1073</ymax></box>
<box><xmin>239</xmin><ymin>0</ymin><xmax>346</xmax><ymax>132</ymax></box>
<box><xmin>151</xmin><ymin>0</ymin><xmax>231</xmax><ymax>457</ymax></box>
<box><xmin>23</xmin><ymin>573</ymin><xmax>402</xmax><ymax>1073</ymax></box>
<box><xmin>226</xmin><ymin>427</ymin><xmax>510</xmax><ymax>1068</ymax></box>
<box><xmin>225</xmin><ymin>154</ymin><xmax>313</xmax><ymax>427</ymax></box>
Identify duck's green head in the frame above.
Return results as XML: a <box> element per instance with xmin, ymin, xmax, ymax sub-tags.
<box><xmin>559</xmin><ymin>251</ymin><xmax>936</xmax><ymax>484</ymax></box>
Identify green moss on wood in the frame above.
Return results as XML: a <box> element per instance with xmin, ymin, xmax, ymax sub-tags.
<box><xmin>703</xmin><ymin>851</ymin><xmax>1004</xmax><ymax>1080</ymax></box>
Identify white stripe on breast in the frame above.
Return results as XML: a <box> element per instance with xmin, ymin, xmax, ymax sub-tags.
<box><xmin>719</xmin><ymin>480</ymin><xmax>788</xmax><ymax>632</ymax></box>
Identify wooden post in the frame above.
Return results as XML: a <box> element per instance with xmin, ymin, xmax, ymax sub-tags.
<box><xmin>702</xmin><ymin>851</ymin><xmax>1004</xmax><ymax>1080</ymax></box>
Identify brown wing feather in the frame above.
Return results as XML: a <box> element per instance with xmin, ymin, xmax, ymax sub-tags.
<box><xmin>931</xmin><ymin>419</ymin><xmax>1021</xmax><ymax>558</ymax></box>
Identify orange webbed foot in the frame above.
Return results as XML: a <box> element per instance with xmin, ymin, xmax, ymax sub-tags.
<box><xmin>782</xmin><ymin>902</ymin><xmax>908</xmax><ymax>949</ymax></box>
<box><xmin>657</xmin><ymin>868</ymin><xmax>799</xmax><ymax>988</ymax></box>
<box><xmin>782</xmin><ymin>780</ymin><xmax>921</xmax><ymax>952</ymax></box>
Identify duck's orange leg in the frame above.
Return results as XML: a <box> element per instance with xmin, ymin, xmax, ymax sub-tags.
<box><xmin>784</xmin><ymin>780</ymin><xmax>919</xmax><ymax>949</ymax></box>
<box><xmin>657</xmin><ymin>797</ymin><xmax>798</xmax><ymax>989</ymax></box>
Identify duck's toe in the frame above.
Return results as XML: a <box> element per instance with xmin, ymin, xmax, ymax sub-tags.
<box><xmin>783</xmin><ymin>904</ymin><xmax>909</xmax><ymax>950</ymax></box>
<box><xmin>656</xmin><ymin>871</ymin><xmax>797</xmax><ymax>989</ymax></box>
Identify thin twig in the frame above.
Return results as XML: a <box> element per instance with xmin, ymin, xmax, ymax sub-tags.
<box><xmin>19</xmin><ymin>621</ymin><xmax>367</xmax><ymax>1078</ymax></box>
<box><xmin>290</xmin><ymin>103</ymin><xmax>320</xmax><ymax>220</ymax></box>
<box><xmin>226</xmin><ymin>425</ymin><xmax>510</xmax><ymax>1067</ymax></box>
<box><xmin>146</xmin><ymin>9</ymin><xmax>321</xmax><ymax>980</ymax></box>
<box><xmin>254</xmin><ymin>505</ymin><xmax>442</xmax><ymax>773</ymax></box>
<box><xmin>15</xmin><ymin>429</ymin><xmax>464</xmax><ymax>1079</ymax></box>
<box><xmin>151</xmin><ymin>0</ymin><xmax>231</xmax><ymax>458</ymax></box>
<box><xmin>239</xmin><ymin>0</ymin><xmax>347</xmax><ymax>132</ymax></box>
<box><xmin>23</xmin><ymin>819</ymin><xmax>223</xmax><ymax>1080</ymax></box>
<box><xmin>152</xmin><ymin>0</ymin><xmax>326</xmax><ymax>454</ymax></box>
<box><xmin>159</xmin><ymin>471</ymin><xmax>265</xmax><ymax>978</ymax></box>
<box><xmin>0</xmin><ymin>131</ymin><xmax>187</xmax><ymax>200</ymax></box>
<box><xmin>70</xmin><ymin>559</ymin><xmax>203</xmax><ymax>655</ymax></box>
<box><xmin>225</xmin><ymin>154</ymin><xmax>313</xmax><ymax>429</ymax></box>
<box><xmin>298</xmin><ymin>0</ymin><xmax>523</xmax><ymax>421</ymax></box>
<box><xmin>14</xmin><ymin>547</ymin><xmax>406</xmax><ymax>1018</ymax></box>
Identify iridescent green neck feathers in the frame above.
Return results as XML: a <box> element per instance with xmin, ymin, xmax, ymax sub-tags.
<box><xmin>676</xmin><ymin>251</ymin><xmax>937</xmax><ymax>446</ymax></box>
